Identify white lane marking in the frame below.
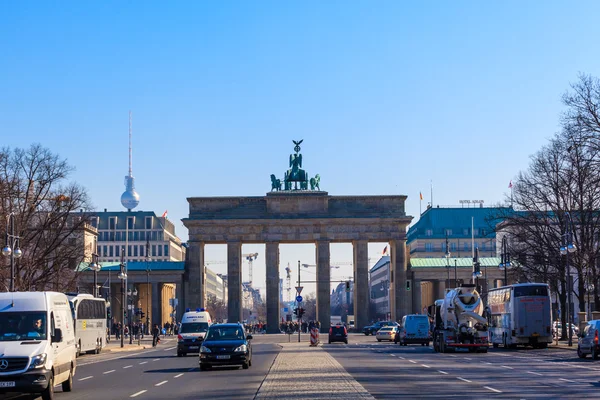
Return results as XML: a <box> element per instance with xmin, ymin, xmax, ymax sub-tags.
<box><xmin>495</xmin><ymin>353</ymin><xmax>510</xmax><ymax>357</ymax></box>
<box><xmin>463</xmin><ymin>357</ymin><xmax>472</xmax><ymax>360</ymax></box>
<box><xmin>155</xmin><ymin>380</ymin><xmax>168</xmax><ymax>386</ymax></box>
<box><xmin>457</xmin><ymin>377</ymin><xmax>471</xmax><ymax>383</ymax></box>
<box><xmin>164</xmin><ymin>346</ymin><xmax>177</xmax><ymax>351</ymax></box>
<box><xmin>527</xmin><ymin>371</ymin><xmax>543</xmax><ymax>376</ymax></box>
<box><xmin>398</xmin><ymin>356</ymin><xmax>405</xmax><ymax>359</ymax></box>
<box><xmin>409</xmin><ymin>360</ymin><xmax>417</xmax><ymax>364</ymax></box>
<box><xmin>438</xmin><ymin>370</ymin><xmax>448</xmax><ymax>375</ymax></box>
<box><xmin>78</xmin><ymin>376</ymin><xmax>93</xmax><ymax>381</ymax></box>
<box><xmin>482</xmin><ymin>362</ymin><xmax>493</xmax><ymax>365</ymax></box>
<box><xmin>123</xmin><ymin>365</ymin><xmax>133</xmax><ymax>369</ymax></box>
<box><xmin>130</xmin><ymin>390</ymin><xmax>147</xmax><ymax>397</ymax></box>
<box><xmin>174</xmin><ymin>373</ymin><xmax>184</xmax><ymax>378</ymax></box>
<box><xmin>152</xmin><ymin>358</ymin><xmax>160</xmax><ymax>361</ymax></box>
<box><xmin>103</xmin><ymin>370</ymin><xmax>115</xmax><ymax>374</ymax></box>
<box><xmin>139</xmin><ymin>361</ymin><xmax>148</xmax><ymax>365</ymax></box>
<box><xmin>484</xmin><ymin>386</ymin><xmax>502</xmax><ymax>393</ymax></box>
<box><xmin>447</xmin><ymin>354</ymin><xmax>457</xmax><ymax>357</ymax></box>
<box><xmin>501</xmin><ymin>365</ymin><xmax>514</xmax><ymax>370</ymax></box>
<box><xmin>559</xmin><ymin>378</ymin><xmax>576</xmax><ymax>383</ymax></box>
<box><xmin>421</xmin><ymin>364</ymin><xmax>431</xmax><ymax>368</ymax></box>
<box><xmin>77</xmin><ymin>346</ymin><xmax>169</xmax><ymax>367</ymax></box>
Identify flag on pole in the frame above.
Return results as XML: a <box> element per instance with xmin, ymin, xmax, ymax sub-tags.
<box><xmin>508</xmin><ymin>180</ymin><xmax>513</xmax><ymax>189</ymax></box>
<box><xmin>419</xmin><ymin>192</ymin><xmax>423</xmax><ymax>200</ymax></box>
<box><xmin>382</xmin><ymin>245</ymin><xmax>388</xmax><ymax>255</ymax></box>
<box><xmin>161</xmin><ymin>210</ymin><xmax>168</xmax><ymax>218</ymax></box>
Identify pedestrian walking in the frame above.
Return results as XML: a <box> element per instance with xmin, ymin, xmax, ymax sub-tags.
<box><xmin>152</xmin><ymin>324</ymin><xmax>160</xmax><ymax>347</ymax></box>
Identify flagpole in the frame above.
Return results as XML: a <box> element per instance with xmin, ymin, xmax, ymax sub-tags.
<box><xmin>430</xmin><ymin>180</ymin><xmax>433</xmax><ymax>208</ymax></box>
<box><xmin>419</xmin><ymin>195</ymin><xmax>422</xmax><ymax>216</ymax></box>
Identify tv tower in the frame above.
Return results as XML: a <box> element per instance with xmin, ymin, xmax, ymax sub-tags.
<box><xmin>120</xmin><ymin>111</ymin><xmax>140</xmax><ymax>211</ymax></box>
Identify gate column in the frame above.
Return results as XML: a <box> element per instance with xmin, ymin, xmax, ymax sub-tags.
<box><xmin>266</xmin><ymin>242</ymin><xmax>280</xmax><ymax>333</ymax></box>
<box><xmin>316</xmin><ymin>240</ymin><xmax>331</xmax><ymax>333</ymax></box>
<box><xmin>353</xmin><ymin>240</ymin><xmax>369</xmax><ymax>331</ymax></box>
<box><xmin>389</xmin><ymin>239</ymin><xmax>409</xmax><ymax>321</ymax></box>
<box><xmin>184</xmin><ymin>241</ymin><xmax>205</xmax><ymax>310</ymax></box>
<box><xmin>227</xmin><ymin>241</ymin><xmax>243</xmax><ymax>323</ymax></box>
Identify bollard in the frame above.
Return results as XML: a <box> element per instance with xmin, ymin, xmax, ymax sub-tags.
<box><xmin>310</xmin><ymin>328</ymin><xmax>319</xmax><ymax>346</ymax></box>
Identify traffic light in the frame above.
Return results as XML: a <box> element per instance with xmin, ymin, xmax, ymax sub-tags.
<box><xmin>107</xmin><ymin>308</ymin><xmax>111</xmax><ymax>319</ymax></box>
<box><xmin>345</xmin><ymin>281</ymin><xmax>350</xmax><ymax>292</ymax></box>
<box><xmin>293</xmin><ymin>308</ymin><xmax>298</xmax><ymax>316</ymax></box>
<box><xmin>298</xmin><ymin>308</ymin><xmax>305</xmax><ymax>318</ymax></box>
<box><xmin>140</xmin><ymin>312</ymin><xmax>145</xmax><ymax>319</ymax></box>
<box><xmin>124</xmin><ymin>310</ymin><xmax>128</xmax><ymax>318</ymax></box>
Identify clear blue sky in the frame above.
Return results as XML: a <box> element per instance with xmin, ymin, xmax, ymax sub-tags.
<box><xmin>2</xmin><ymin>1</ymin><xmax>599</xmax><ymax>298</ymax></box>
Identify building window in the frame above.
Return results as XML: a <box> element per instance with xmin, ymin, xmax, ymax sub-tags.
<box><xmin>164</xmin><ymin>245</ymin><xmax>169</xmax><ymax>257</ymax></box>
<box><xmin>145</xmin><ymin>217</ymin><xmax>152</xmax><ymax>230</ymax></box>
<box><xmin>464</xmin><ymin>242</ymin><xmax>469</xmax><ymax>251</ymax></box>
<box><xmin>473</xmin><ymin>228</ymin><xmax>479</xmax><ymax>236</ymax></box>
<box><xmin>103</xmin><ymin>245</ymin><xmax>108</xmax><ymax>258</ymax></box>
<box><xmin>109</xmin><ymin>246</ymin><xmax>114</xmax><ymax>257</ymax></box>
<box><xmin>127</xmin><ymin>216</ymin><xmax>135</xmax><ymax>230</ymax></box>
<box><xmin>463</xmin><ymin>228</ymin><xmax>469</xmax><ymax>235</ymax></box>
<box><xmin>109</xmin><ymin>217</ymin><xmax>117</xmax><ymax>230</ymax></box>
<box><xmin>426</xmin><ymin>229</ymin><xmax>433</xmax><ymax>236</ymax></box>
<box><xmin>158</xmin><ymin>246</ymin><xmax>163</xmax><ymax>256</ymax></box>
<box><xmin>109</xmin><ymin>232</ymin><xmax>115</xmax><ymax>241</ymax></box>
<box><xmin>140</xmin><ymin>231</ymin><xmax>146</xmax><ymax>241</ymax></box>
<box><xmin>90</xmin><ymin>217</ymin><xmax>98</xmax><ymax>228</ymax></box>
<box><xmin>152</xmin><ymin>231</ymin><xmax>158</xmax><ymax>241</ymax></box>
<box><xmin>115</xmin><ymin>246</ymin><xmax>120</xmax><ymax>257</ymax></box>
<box><xmin>425</xmin><ymin>243</ymin><xmax>433</xmax><ymax>252</ymax></box>
<box><xmin>451</xmin><ymin>243</ymin><xmax>457</xmax><ymax>252</ymax></box>
<box><xmin>128</xmin><ymin>231</ymin><xmax>133</xmax><ymax>241</ymax></box>
<box><xmin>134</xmin><ymin>231</ymin><xmax>139</xmax><ymax>241</ymax></box>
<box><xmin>152</xmin><ymin>245</ymin><xmax>157</xmax><ymax>257</ymax></box>
<box><xmin>445</xmin><ymin>229</ymin><xmax>452</xmax><ymax>236</ymax></box>
<box><xmin>128</xmin><ymin>245</ymin><xmax>132</xmax><ymax>257</ymax></box>
<box><xmin>134</xmin><ymin>246</ymin><xmax>138</xmax><ymax>257</ymax></box>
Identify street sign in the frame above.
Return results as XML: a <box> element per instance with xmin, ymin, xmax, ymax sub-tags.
<box><xmin>295</xmin><ymin>286</ymin><xmax>303</xmax><ymax>294</ymax></box>
<box><xmin>283</xmin><ymin>307</ymin><xmax>289</xmax><ymax>313</ymax></box>
<box><xmin>296</xmin><ymin>295</ymin><xmax>303</xmax><ymax>303</ymax></box>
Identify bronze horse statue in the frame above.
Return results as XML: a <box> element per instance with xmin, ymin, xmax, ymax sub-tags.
<box><xmin>310</xmin><ymin>174</ymin><xmax>320</xmax><ymax>191</ymax></box>
<box><xmin>270</xmin><ymin>174</ymin><xmax>282</xmax><ymax>191</ymax></box>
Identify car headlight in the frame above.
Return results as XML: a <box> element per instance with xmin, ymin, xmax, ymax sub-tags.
<box><xmin>29</xmin><ymin>353</ymin><xmax>47</xmax><ymax>369</ymax></box>
<box><xmin>234</xmin><ymin>344</ymin><xmax>247</xmax><ymax>352</ymax></box>
<box><xmin>200</xmin><ymin>345</ymin><xmax>211</xmax><ymax>353</ymax></box>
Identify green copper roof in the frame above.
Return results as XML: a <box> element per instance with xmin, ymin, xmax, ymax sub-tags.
<box><xmin>410</xmin><ymin>257</ymin><xmax>501</xmax><ymax>268</ymax></box>
<box><xmin>77</xmin><ymin>261</ymin><xmax>185</xmax><ymax>272</ymax></box>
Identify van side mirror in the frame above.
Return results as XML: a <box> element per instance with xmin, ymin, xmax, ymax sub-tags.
<box><xmin>246</xmin><ymin>334</ymin><xmax>253</xmax><ymax>340</ymax></box>
<box><xmin>52</xmin><ymin>328</ymin><xmax>63</xmax><ymax>343</ymax></box>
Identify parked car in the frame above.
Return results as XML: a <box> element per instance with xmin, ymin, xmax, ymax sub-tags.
<box><xmin>329</xmin><ymin>324</ymin><xmax>348</xmax><ymax>344</ymax></box>
<box><xmin>553</xmin><ymin>321</ymin><xmax>579</xmax><ymax>338</ymax></box>
<box><xmin>395</xmin><ymin>314</ymin><xmax>431</xmax><ymax>346</ymax></box>
<box><xmin>376</xmin><ymin>326</ymin><xmax>398</xmax><ymax>342</ymax></box>
<box><xmin>577</xmin><ymin>320</ymin><xmax>600</xmax><ymax>359</ymax></box>
<box><xmin>363</xmin><ymin>321</ymin><xmax>395</xmax><ymax>336</ymax></box>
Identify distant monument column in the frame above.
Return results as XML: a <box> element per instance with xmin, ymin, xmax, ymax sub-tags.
<box><xmin>316</xmin><ymin>240</ymin><xmax>331</xmax><ymax>333</ymax></box>
<box><xmin>353</xmin><ymin>240</ymin><xmax>369</xmax><ymax>331</ymax></box>
<box><xmin>265</xmin><ymin>242</ymin><xmax>280</xmax><ymax>334</ymax></box>
<box><xmin>227</xmin><ymin>241</ymin><xmax>243</xmax><ymax>323</ymax></box>
<box><xmin>184</xmin><ymin>241</ymin><xmax>205</xmax><ymax>310</ymax></box>
<box><xmin>389</xmin><ymin>239</ymin><xmax>409</xmax><ymax>321</ymax></box>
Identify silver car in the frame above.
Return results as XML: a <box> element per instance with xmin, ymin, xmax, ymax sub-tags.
<box><xmin>376</xmin><ymin>326</ymin><xmax>398</xmax><ymax>342</ymax></box>
<box><xmin>577</xmin><ymin>320</ymin><xmax>600</xmax><ymax>359</ymax></box>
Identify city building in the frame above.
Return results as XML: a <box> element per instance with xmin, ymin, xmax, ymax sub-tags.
<box><xmin>206</xmin><ymin>267</ymin><xmax>225</xmax><ymax>302</ymax></box>
<box><xmin>407</xmin><ymin>205</ymin><xmax>509</xmax><ymax>259</ymax></box>
<box><xmin>91</xmin><ymin>210</ymin><xmax>186</xmax><ymax>263</ymax></box>
<box><xmin>330</xmin><ymin>281</ymin><xmax>353</xmax><ymax>318</ymax></box>
<box><xmin>369</xmin><ymin>256</ymin><xmax>391</xmax><ymax>320</ymax></box>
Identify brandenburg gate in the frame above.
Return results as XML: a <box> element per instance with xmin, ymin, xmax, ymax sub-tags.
<box><xmin>182</xmin><ymin>141</ymin><xmax>413</xmax><ymax>333</ymax></box>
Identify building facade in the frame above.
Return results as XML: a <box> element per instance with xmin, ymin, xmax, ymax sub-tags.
<box><xmin>407</xmin><ymin>206</ymin><xmax>509</xmax><ymax>259</ymax></box>
<box><xmin>369</xmin><ymin>256</ymin><xmax>391</xmax><ymax>319</ymax></box>
<box><xmin>206</xmin><ymin>267</ymin><xmax>225</xmax><ymax>302</ymax></box>
<box><xmin>92</xmin><ymin>210</ymin><xmax>186</xmax><ymax>263</ymax></box>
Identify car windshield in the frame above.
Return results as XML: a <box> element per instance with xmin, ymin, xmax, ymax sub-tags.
<box><xmin>180</xmin><ymin>322</ymin><xmax>209</xmax><ymax>334</ymax></box>
<box><xmin>380</xmin><ymin>327</ymin><xmax>393</xmax><ymax>331</ymax></box>
<box><xmin>205</xmin><ymin>326</ymin><xmax>245</xmax><ymax>341</ymax></box>
<box><xmin>0</xmin><ymin>311</ymin><xmax>47</xmax><ymax>341</ymax></box>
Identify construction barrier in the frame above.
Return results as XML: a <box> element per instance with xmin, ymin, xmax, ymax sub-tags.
<box><xmin>310</xmin><ymin>327</ymin><xmax>319</xmax><ymax>346</ymax></box>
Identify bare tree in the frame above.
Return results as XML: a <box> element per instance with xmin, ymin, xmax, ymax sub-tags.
<box><xmin>0</xmin><ymin>144</ymin><xmax>92</xmax><ymax>292</ymax></box>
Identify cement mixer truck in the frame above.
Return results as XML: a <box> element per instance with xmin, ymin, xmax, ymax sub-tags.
<box><xmin>431</xmin><ymin>284</ymin><xmax>489</xmax><ymax>353</ymax></box>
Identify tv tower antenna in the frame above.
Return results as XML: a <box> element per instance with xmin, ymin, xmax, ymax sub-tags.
<box><xmin>120</xmin><ymin>110</ymin><xmax>140</xmax><ymax>211</ymax></box>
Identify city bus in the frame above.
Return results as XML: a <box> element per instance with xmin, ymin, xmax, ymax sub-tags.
<box><xmin>487</xmin><ymin>283</ymin><xmax>552</xmax><ymax>349</ymax></box>
<box><xmin>67</xmin><ymin>293</ymin><xmax>108</xmax><ymax>356</ymax></box>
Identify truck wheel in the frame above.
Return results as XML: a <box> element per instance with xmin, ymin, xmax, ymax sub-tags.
<box><xmin>41</xmin><ymin>371</ymin><xmax>54</xmax><ymax>400</ymax></box>
<box><xmin>62</xmin><ymin>365</ymin><xmax>73</xmax><ymax>392</ymax></box>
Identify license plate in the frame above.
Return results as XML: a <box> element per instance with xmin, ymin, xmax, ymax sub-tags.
<box><xmin>189</xmin><ymin>346</ymin><xmax>199</xmax><ymax>350</ymax></box>
<box><xmin>0</xmin><ymin>382</ymin><xmax>15</xmax><ymax>388</ymax></box>
<box><xmin>216</xmin><ymin>355</ymin><xmax>230</xmax><ymax>360</ymax></box>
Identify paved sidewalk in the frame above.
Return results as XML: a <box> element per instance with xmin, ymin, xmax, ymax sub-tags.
<box><xmin>103</xmin><ymin>336</ymin><xmax>175</xmax><ymax>352</ymax></box>
<box><xmin>254</xmin><ymin>342</ymin><xmax>374</xmax><ymax>400</ymax></box>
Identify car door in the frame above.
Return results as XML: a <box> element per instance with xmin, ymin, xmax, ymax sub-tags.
<box><xmin>582</xmin><ymin>323</ymin><xmax>591</xmax><ymax>354</ymax></box>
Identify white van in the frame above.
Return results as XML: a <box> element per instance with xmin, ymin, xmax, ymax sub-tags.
<box><xmin>0</xmin><ymin>291</ymin><xmax>77</xmax><ymax>400</ymax></box>
<box><xmin>396</xmin><ymin>314</ymin><xmax>431</xmax><ymax>346</ymax></box>
<box><xmin>177</xmin><ymin>308</ymin><xmax>212</xmax><ymax>357</ymax></box>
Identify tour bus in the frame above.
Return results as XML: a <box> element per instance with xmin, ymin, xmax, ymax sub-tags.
<box><xmin>487</xmin><ymin>283</ymin><xmax>552</xmax><ymax>349</ymax></box>
<box><xmin>66</xmin><ymin>293</ymin><xmax>108</xmax><ymax>356</ymax></box>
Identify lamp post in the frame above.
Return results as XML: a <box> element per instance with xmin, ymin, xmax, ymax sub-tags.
<box><xmin>118</xmin><ymin>248</ymin><xmax>127</xmax><ymax>348</ymax></box>
<box><xmin>2</xmin><ymin>213</ymin><xmax>23</xmax><ymax>292</ymax></box>
<box><xmin>454</xmin><ymin>259</ymin><xmax>458</xmax><ymax>287</ymax></box>
<box><xmin>472</xmin><ymin>247</ymin><xmax>482</xmax><ymax>288</ymax></box>
<box><xmin>146</xmin><ymin>253</ymin><xmax>151</xmax><ymax>336</ymax></box>
<box><xmin>445</xmin><ymin>232</ymin><xmax>451</xmax><ymax>289</ymax></box>
<box><xmin>560</xmin><ymin>212</ymin><xmax>577</xmax><ymax>347</ymax></box>
<box><xmin>128</xmin><ymin>287</ymin><xmax>138</xmax><ymax>345</ymax></box>
<box><xmin>89</xmin><ymin>253</ymin><xmax>101</xmax><ymax>297</ymax></box>
<box><xmin>499</xmin><ymin>236</ymin><xmax>511</xmax><ymax>286</ymax></box>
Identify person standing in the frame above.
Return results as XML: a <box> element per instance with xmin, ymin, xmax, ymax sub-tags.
<box><xmin>152</xmin><ymin>324</ymin><xmax>160</xmax><ymax>347</ymax></box>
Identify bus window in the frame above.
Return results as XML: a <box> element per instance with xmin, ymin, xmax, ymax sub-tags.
<box><xmin>514</xmin><ymin>286</ymin><xmax>549</xmax><ymax>297</ymax></box>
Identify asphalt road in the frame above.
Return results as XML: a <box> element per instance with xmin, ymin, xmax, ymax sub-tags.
<box><xmin>1</xmin><ymin>336</ymin><xmax>281</xmax><ymax>400</ymax></box>
<box><xmin>324</xmin><ymin>333</ymin><xmax>600</xmax><ymax>399</ymax></box>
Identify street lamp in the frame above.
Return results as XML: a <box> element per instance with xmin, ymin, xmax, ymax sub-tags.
<box><xmin>560</xmin><ymin>212</ymin><xmax>577</xmax><ymax>347</ymax></box>
<box><xmin>118</xmin><ymin>248</ymin><xmax>127</xmax><ymax>348</ymax></box>
<box><xmin>445</xmin><ymin>232</ymin><xmax>451</xmax><ymax>288</ymax></box>
<box><xmin>454</xmin><ymin>259</ymin><xmax>458</xmax><ymax>288</ymax></box>
<box><xmin>127</xmin><ymin>287</ymin><xmax>138</xmax><ymax>344</ymax></box>
<box><xmin>89</xmin><ymin>253</ymin><xmax>101</xmax><ymax>297</ymax></box>
<box><xmin>499</xmin><ymin>236</ymin><xmax>511</xmax><ymax>286</ymax></box>
<box><xmin>145</xmin><ymin>252</ymin><xmax>151</xmax><ymax>336</ymax></box>
<box><xmin>2</xmin><ymin>213</ymin><xmax>23</xmax><ymax>292</ymax></box>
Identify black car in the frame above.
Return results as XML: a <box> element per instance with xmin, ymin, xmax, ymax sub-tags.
<box><xmin>199</xmin><ymin>323</ymin><xmax>253</xmax><ymax>370</ymax></box>
<box><xmin>329</xmin><ymin>324</ymin><xmax>348</xmax><ymax>344</ymax></box>
<box><xmin>363</xmin><ymin>321</ymin><xmax>394</xmax><ymax>336</ymax></box>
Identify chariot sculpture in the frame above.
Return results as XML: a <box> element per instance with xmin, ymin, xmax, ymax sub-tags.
<box><xmin>270</xmin><ymin>140</ymin><xmax>321</xmax><ymax>192</ymax></box>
